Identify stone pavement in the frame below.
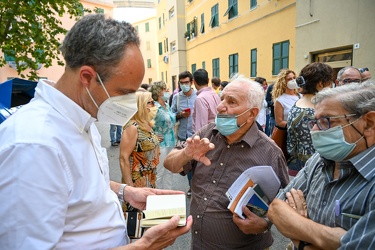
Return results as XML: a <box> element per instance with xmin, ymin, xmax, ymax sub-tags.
<box><xmin>96</xmin><ymin>122</ymin><xmax>290</xmax><ymax>250</ymax></box>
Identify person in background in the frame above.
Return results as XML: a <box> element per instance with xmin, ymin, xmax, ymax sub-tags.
<box><xmin>150</xmin><ymin>81</ymin><xmax>176</xmax><ymax>190</ymax></box>
<box><xmin>164</xmin><ymin>75</ymin><xmax>289</xmax><ymax>249</ymax></box>
<box><xmin>359</xmin><ymin>67</ymin><xmax>371</xmax><ymax>81</ymax></box>
<box><xmin>218</xmin><ymin>80</ymin><xmax>229</xmax><ymax>97</ymax></box>
<box><xmin>211</xmin><ymin>76</ymin><xmax>221</xmax><ymax>95</ymax></box>
<box><xmin>265</xmin><ymin>83</ymin><xmax>275</xmax><ymax>136</ymax></box>
<box><xmin>192</xmin><ymin>69</ymin><xmax>221</xmax><ymax>132</ymax></box>
<box><xmin>140</xmin><ymin>83</ymin><xmax>150</xmax><ymax>91</ymax></box>
<box><xmin>171</xmin><ymin>71</ymin><xmax>197</xmax><ymax>197</ymax></box>
<box><xmin>254</xmin><ymin>77</ymin><xmax>269</xmax><ymax>133</ymax></box>
<box><xmin>286</xmin><ymin>62</ymin><xmax>333</xmax><ymax>178</ymax></box>
<box><xmin>268</xmin><ymin>81</ymin><xmax>375</xmax><ymax>250</ymax></box>
<box><xmin>110</xmin><ymin>124</ymin><xmax>122</xmax><ymax>147</ymax></box>
<box><xmin>119</xmin><ymin>91</ymin><xmax>160</xmax><ymax>214</ymax></box>
<box><xmin>0</xmin><ymin>14</ymin><xmax>192</xmax><ymax>249</ymax></box>
<box><xmin>335</xmin><ymin>66</ymin><xmax>362</xmax><ymax>86</ymax></box>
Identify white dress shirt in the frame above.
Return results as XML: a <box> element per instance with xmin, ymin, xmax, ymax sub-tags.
<box><xmin>0</xmin><ymin>80</ymin><xmax>128</xmax><ymax>249</ymax></box>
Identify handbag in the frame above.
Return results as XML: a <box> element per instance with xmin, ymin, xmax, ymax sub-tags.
<box><xmin>271</xmin><ymin>125</ymin><xmax>289</xmax><ymax>161</ymax></box>
<box><xmin>125</xmin><ymin>211</ymin><xmax>145</xmax><ymax>239</ymax></box>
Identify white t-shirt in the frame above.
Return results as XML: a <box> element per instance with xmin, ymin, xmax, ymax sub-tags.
<box><xmin>277</xmin><ymin>93</ymin><xmax>300</xmax><ymax>121</ymax></box>
<box><xmin>0</xmin><ymin>80</ymin><xmax>128</xmax><ymax>249</ymax></box>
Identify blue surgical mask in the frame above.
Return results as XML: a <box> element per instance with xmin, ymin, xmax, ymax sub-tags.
<box><xmin>215</xmin><ymin>109</ymin><xmax>250</xmax><ymax>136</ymax></box>
<box><xmin>162</xmin><ymin>92</ymin><xmax>171</xmax><ymax>101</ymax></box>
<box><xmin>180</xmin><ymin>84</ymin><xmax>191</xmax><ymax>93</ymax></box>
<box><xmin>310</xmin><ymin>123</ymin><xmax>363</xmax><ymax>161</ymax></box>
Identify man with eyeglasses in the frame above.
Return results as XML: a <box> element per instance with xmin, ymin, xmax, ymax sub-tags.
<box><xmin>268</xmin><ymin>81</ymin><xmax>375</xmax><ymax>250</ymax></box>
<box><xmin>0</xmin><ymin>14</ymin><xmax>192</xmax><ymax>249</ymax></box>
<box><xmin>359</xmin><ymin>67</ymin><xmax>371</xmax><ymax>81</ymax></box>
<box><xmin>335</xmin><ymin>66</ymin><xmax>362</xmax><ymax>86</ymax></box>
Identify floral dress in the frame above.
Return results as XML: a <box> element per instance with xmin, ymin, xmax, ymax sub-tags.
<box><xmin>123</xmin><ymin>121</ymin><xmax>160</xmax><ymax>211</ymax></box>
<box><xmin>153</xmin><ymin>102</ymin><xmax>176</xmax><ymax>147</ymax></box>
<box><xmin>286</xmin><ymin>105</ymin><xmax>315</xmax><ymax>176</ymax></box>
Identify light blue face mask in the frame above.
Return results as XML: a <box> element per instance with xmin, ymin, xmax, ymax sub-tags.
<box><xmin>215</xmin><ymin>109</ymin><xmax>250</xmax><ymax>136</ymax></box>
<box><xmin>310</xmin><ymin>122</ymin><xmax>364</xmax><ymax>161</ymax></box>
<box><xmin>180</xmin><ymin>84</ymin><xmax>191</xmax><ymax>93</ymax></box>
<box><xmin>162</xmin><ymin>92</ymin><xmax>171</xmax><ymax>101</ymax></box>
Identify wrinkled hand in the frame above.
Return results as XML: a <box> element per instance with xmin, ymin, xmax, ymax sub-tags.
<box><xmin>232</xmin><ymin>206</ymin><xmax>268</xmax><ymax>234</ymax></box>
<box><xmin>286</xmin><ymin>188</ymin><xmax>308</xmax><ymax>218</ymax></box>
<box><xmin>124</xmin><ymin>187</ymin><xmax>185</xmax><ymax>211</ymax></box>
<box><xmin>183</xmin><ymin>136</ymin><xmax>215</xmax><ymax>166</ymax></box>
<box><xmin>135</xmin><ymin>215</ymin><xmax>193</xmax><ymax>250</ymax></box>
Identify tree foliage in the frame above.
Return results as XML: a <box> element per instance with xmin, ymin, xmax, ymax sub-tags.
<box><xmin>0</xmin><ymin>0</ymin><xmax>90</xmax><ymax>80</ymax></box>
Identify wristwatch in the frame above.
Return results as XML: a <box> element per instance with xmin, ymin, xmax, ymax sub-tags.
<box><xmin>118</xmin><ymin>184</ymin><xmax>127</xmax><ymax>203</ymax></box>
<box><xmin>298</xmin><ymin>240</ymin><xmax>311</xmax><ymax>250</ymax></box>
<box><xmin>262</xmin><ymin>216</ymin><xmax>273</xmax><ymax>233</ymax></box>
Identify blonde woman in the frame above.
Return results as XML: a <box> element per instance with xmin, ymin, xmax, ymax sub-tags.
<box><xmin>119</xmin><ymin>91</ymin><xmax>160</xmax><ymax>194</ymax></box>
<box><xmin>271</xmin><ymin>69</ymin><xmax>300</xmax><ymax>159</ymax></box>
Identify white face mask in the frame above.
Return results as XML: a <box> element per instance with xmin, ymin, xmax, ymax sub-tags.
<box><xmin>287</xmin><ymin>79</ymin><xmax>298</xmax><ymax>89</ymax></box>
<box><xmin>86</xmin><ymin>74</ymin><xmax>138</xmax><ymax>126</ymax></box>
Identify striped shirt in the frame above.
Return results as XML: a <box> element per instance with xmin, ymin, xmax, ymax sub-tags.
<box><xmin>180</xmin><ymin>122</ymin><xmax>289</xmax><ymax>249</ymax></box>
<box><xmin>277</xmin><ymin>145</ymin><xmax>375</xmax><ymax>249</ymax></box>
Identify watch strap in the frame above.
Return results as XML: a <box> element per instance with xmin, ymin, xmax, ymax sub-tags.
<box><xmin>118</xmin><ymin>184</ymin><xmax>127</xmax><ymax>203</ymax></box>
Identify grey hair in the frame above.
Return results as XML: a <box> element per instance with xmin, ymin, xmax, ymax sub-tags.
<box><xmin>59</xmin><ymin>14</ymin><xmax>140</xmax><ymax>82</ymax></box>
<box><xmin>228</xmin><ymin>74</ymin><xmax>265</xmax><ymax>111</ymax></box>
<box><xmin>314</xmin><ymin>80</ymin><xmax>375</xmax><ymax>116</ymax></box>
<box><xmin>336</xmin><ymin>66</ymin><xmax>361</xmax><ymax>81</ymax></box>
<box><xmin>149</xmin><ymin>81</ymin><xmax>166</xmax><ymax>101</ymax></box>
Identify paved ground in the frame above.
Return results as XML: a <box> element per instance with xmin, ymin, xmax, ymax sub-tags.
<box><xmin>97</xmin><ymin>122</ymin><xmax>290</xmax><ymax>249</ymax></box>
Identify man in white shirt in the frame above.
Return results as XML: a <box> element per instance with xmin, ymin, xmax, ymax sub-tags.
<box><xmin>0</xmin><ymin>14</ymin><xmax>191</xmax><ymax>249</ymax></box>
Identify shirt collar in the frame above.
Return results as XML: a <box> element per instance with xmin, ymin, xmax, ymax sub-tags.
<box><xmin>349</xmin><ymin>145</ymin><xmax>375</xmax><ymax>181</ymax></box>
<box><xmin>196</xmin><ymin>86</ymin><xmax>212</xmax><ymax>95</ymax></box>
<box><xmin>35</xmin><ymin>79</ymin><xmax>95</xmax><ymax>133</ymax></box>
<box><xmin>212</xmin><ymin>121</ymin><xmax>260</xmax><ymax>147</ymax></box>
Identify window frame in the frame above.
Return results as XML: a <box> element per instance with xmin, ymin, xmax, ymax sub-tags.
<box><xmin>272</xmin><ymin>40</ymin><xmax>290</xmax><ymax>75</ymax></box>
<box><xmin>250</xmin><ymin>48</ymin><xmax>257</xmax><ymax>77</ymax></box>
<box><xmin>229</xmin><ymin>53</ymin><xmax>239</xmax><ymax>78</ymax></box>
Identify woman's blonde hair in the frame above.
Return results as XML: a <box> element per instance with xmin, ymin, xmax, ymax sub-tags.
<box><xmin>272</xmin><ymin>68</ymin><xmax>298</xmax><ymax>101</ymax></box>
<box><xmin>128</xmin><ymin>91</ymin><xmax>154</xmax><ymax>130</ymax></box>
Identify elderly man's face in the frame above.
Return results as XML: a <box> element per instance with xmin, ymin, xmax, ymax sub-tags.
<box><xmin>338</xmin><ymin>68</ymin><xmax>361</xmax><ymax>86</ymax></box>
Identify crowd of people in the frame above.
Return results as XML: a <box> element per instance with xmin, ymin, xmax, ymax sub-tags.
<box><xmin>0</xmin><ymin>13</ymin><xmax>374</xmax><ymax>250</ymax></box>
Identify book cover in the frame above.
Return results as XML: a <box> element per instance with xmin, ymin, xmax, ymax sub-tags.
<box><xmin>140</xmin><ymin>194</ymin><xmax>186</xmax><ymax>227</ymax></box>
<box><xmin>226</xmin><ymin>166</ymin><xmax>281</xmax><ymax>219</ymax></box>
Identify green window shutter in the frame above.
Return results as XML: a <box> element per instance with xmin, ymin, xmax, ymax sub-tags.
<box><xmin>251</xmin><ymin>49</ymin><xmax>257</xmax><ymax>77</ymax></box>
<box><xmin>159</xmin><ymin>42</ymin><xmax>163</xmax><ymax>55</ymax></box>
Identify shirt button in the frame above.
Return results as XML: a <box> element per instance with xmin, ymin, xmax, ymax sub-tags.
<box><xmin>197</xmin><ymin>215</ymin><xmax>200</xmax><ymax>218</ymax></box>
<box><xmin>204</xmin><ymin>197</ymin><xmax>207</xmax><ymax>201</ymax></box>
<box><xmin>227</xmin><ymin>145</ymin><xmax>230</xmax><ymax>148</ymax></box>
<box><xmin>212</xmin><ymin>180</ymin><xmax>216</xmax><ymax>184</ymax></box>
<box><xmin>323</xmin><ymin>201</ymin><xmax>327</xmax><ymax>206</ymax></box>
<box><xmin>195</xmin><ymin>231</ymin><xmax>198</xmax><ymax>234</ymax></box>
<box><xmin>220</xmin><ymin>163</ymin><xmax>223</xmax><ymax>166</ymax></box>
<box><xmin>241</xmin><ymin>145</ymin><xmax>244</xmax><ymax>148</ymax></box>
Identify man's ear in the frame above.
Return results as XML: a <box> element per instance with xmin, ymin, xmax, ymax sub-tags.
<box><xmin>80</xmin><ymin>66</ymin><xmax>97</xmax><ymax>88</ymax></box>
<box><xmin>363</xmin><ymin>111</ymin><xmax>375</xmax><ymax>134</ymax></box>
<box><xmin>247</xmin><ymin>107</ymin><xmax>259</xmax><ymax>122</ymax></box>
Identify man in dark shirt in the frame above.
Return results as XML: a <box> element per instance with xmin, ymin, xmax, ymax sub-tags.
<box><xmin>165</xmin><ymin>75</ymin><xmax>289</xmax><ymax>249</ymax></box>
<box><xmin>265</xmin><ymin>83</ymin><xmax>275</xmax><ymax>136</ymax></box>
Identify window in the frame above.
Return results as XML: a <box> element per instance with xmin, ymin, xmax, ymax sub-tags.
<box><xmin>95</xmin><ymin>7</ymin><xmax>104</xmax><ymax>14</ymax></box>
<box><xmin>146</xmin><ymin>41</ymin><xmax>151</xmax><ymax>51</ymax></box>
<box><xmin>4</xmin><ymin>51</ymin><xmax>15</xmax><ymax>62</ymax></box>
<box><xmin>135</xmin><ymin>25</ymin><xmax>139</xmax><ymax>32</ymax></box>
<box><xmin>250</xmin><ymin>49</ymin><xmax>257</xmax><ymax>77</ymax></box>
<box><xmin>212</xmin><ymin>58</ymin><xmax>220</xmax><ymax>78</ymax></box>
<box><xmin>250</xmin><ymin>0</ymin><xmax>257</xmax><ymax>9</ymax></box>
<box><xmin>190</xmin><ymin>18</ymin><xmax>197</xmax><ymax>38</ymax></box>
<box><xmin>229</xmin><ymin>53</ymin><xmax>238</xmax><ymax>78</ymax></box>
<box><xmin>272</xmin><ymin>40</ymin><xmax>290</xmax><ymax>75</ymax></box>
<box><xmin>161</xmin><ymin>72</ymin><xmax>164</xmax><ymax>82</ymax></box>
<box><xmin>169</xmin><ymin>7</ymin><xmax>175</xmax><ymax>19</ymax></box>
<box><xmin>159</xmin><ymin>17</ymin><xmax>161</xmax><ymax>30</ymax></box>
<box><xmin>191</xmin><ymin>64</ymin><xmax>197</xmax><ymax>73</ymax></box>
<box><xmin>164</xmin><ymin>38</ymin><xmax>168</xmax><ymax>52</ymax></box>
<box><xmin>202</xmin><ymin>61</ymin><xmax>206</xmax><ymax>69</ymax></box>
<box><xmin>147</xmin><ymin>59</ymin><xmax>152</xmax><ymax>68</ymax></box>
<box><xmin>145</xmin><ymin>22</ymin><xmax>149</xmax><ymax>32</ymax></box>
<box><xmin>209</xmin><ymin>4</ymin><xmax>219</xmax><ymax>28</ymax></box>
<box><xmin>224</xmin><ymin>0</ymin><xmax>238</xmax><ymax>19</ymax></box>
<box><xmin>200</xmin><ymin>13</ymin><xmax>205</xmax><ymax>34</ymax></box>
<box><xmin>158</xmin><ymin>42</ymin><xmax>163</xmax><ymax>55</ymax></box>
<box><xmin>170</xmin><ymin>41</ymin><xmax>176</xmax><ymax>52</ymax></box>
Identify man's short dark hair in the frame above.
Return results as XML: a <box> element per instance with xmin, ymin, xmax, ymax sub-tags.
<box><xmin>193</xmin><ymin>69</ymin><xmax>209</xmax><ymax>86</ymax></box>
<box><xmin>254</xmin><ymin>77</ymin><xmax>266</xmax><ymax>85</ymax></box>
<box><xmin>211</xmin><ymin>77</ymin><xmax>221</xmax><ymax>87</ymax></box>
<box><xmin>178</xmin><ymin>71</ymin><xmax>193</xmax><ymax>81</ymax></box>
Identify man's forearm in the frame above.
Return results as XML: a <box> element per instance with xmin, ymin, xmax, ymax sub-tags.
<box><xmin>163</xmin><ymin>148</ymin><xmax>192</xmax><ymax>173</ymax></box>
<box><xmin>268</xmin><ymin>199</ymin><xmax>346</xmax><ymax>250</ymax></box>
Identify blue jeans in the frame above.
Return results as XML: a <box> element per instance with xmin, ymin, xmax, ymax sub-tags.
<box><xmin>110</xmin><ymin>124</ymin><xmax>122</xmax><ymax>143</ymax></box>
<box><xmin>268</xmin><ymin>116</ymin><xmax>275</xmax><ymax>137</ymax></box>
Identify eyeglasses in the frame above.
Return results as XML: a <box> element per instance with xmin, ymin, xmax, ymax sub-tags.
<box><xmin>307</xmin><ymin>114</ymin><xmax>357</xmax><ymax>131</ymax></box>
<box><xmin>179</xmin><ymin>81</ymin><xmax>191</xmax><ymax>85</ymax></box>
<box><xmin>340</xmin><ymin>78</ymin><xmax>361</xmax><ymax>85</ymax></box>
<box><xmin>295</xmin><ymin>76</ymin><xmax>306</xmax><ymax>87</ymax></box>
<box><xmin>359</xmin><ymin>67</ymin><xmax>369</xmax><ymax>73</ymax></box>
<box><xmin>147</xmin><ymin>100</ymin><xmax>155</xmax><ymax>106</ymax></box>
